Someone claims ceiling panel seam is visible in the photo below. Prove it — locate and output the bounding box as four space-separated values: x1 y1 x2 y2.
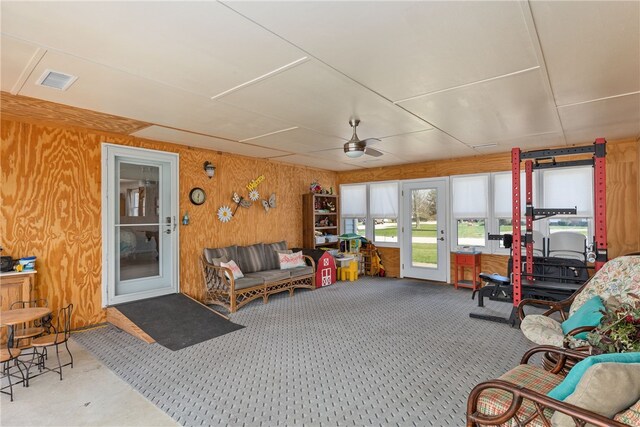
10 46 47 95
557 91 640 109
520 0 567 145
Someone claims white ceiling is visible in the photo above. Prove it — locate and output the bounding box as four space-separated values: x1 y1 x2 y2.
1 1 638 171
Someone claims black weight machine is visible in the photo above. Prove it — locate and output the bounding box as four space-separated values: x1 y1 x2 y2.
469 139 608 326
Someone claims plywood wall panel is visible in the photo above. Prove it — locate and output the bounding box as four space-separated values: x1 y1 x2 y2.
1 122 104 326
1 91 150 134
605 139 639 257
377 247 400 278
1 118 337 327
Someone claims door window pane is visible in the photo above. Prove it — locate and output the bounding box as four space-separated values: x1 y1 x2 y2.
411 189 437 268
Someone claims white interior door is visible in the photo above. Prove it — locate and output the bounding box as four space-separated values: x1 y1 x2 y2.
402 179 449 282
102 144 179 306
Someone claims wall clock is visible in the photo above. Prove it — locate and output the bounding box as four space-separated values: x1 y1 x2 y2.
189 187 206 205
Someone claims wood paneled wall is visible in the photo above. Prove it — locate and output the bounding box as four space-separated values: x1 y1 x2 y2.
1 118 336 328
339 138 640 277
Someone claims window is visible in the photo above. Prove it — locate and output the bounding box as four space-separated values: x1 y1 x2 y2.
493 172 535 251
541 166 593 239
452 174 488 248
370 182 399 243
341 184 367 238
340 182 399 246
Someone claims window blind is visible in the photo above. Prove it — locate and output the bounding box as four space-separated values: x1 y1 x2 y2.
340 184 367 217
543 167 593 216
494 172 535 217
452 174 488 219
370 182 398 218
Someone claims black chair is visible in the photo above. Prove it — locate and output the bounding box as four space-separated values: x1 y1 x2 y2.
1 341 25 401
29 304 73 381
9 299 50 349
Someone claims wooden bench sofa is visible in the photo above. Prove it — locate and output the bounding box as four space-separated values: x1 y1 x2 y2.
201 241 315 312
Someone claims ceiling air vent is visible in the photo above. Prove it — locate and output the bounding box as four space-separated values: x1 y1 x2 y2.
36 69 78 91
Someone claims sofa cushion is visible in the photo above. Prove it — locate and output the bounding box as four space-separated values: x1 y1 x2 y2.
289 265 314 278
561 295 605 339
264 241 288 270
203 246 238 264
233 276 264 290
476 364 560 426
615 398 640 425
237 243 266 274
246 269 290 283
551 363 640 426
520 314 565 347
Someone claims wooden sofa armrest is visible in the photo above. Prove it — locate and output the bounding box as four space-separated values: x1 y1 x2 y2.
466 379 628 427
517 297 572 321
200 256 235 293
520 345 589 374
303 254 316 272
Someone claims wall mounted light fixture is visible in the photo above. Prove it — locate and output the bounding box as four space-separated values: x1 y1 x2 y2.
203 161 216 178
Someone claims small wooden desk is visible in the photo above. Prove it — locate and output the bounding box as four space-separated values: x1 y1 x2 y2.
454 252 481 291
0 270 37 309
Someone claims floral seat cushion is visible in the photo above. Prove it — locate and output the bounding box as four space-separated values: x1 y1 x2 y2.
476 364 561 426
570 255 640 315
520 314 564 347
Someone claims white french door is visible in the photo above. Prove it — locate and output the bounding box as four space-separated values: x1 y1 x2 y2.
102 144 179 306
402 179 449 282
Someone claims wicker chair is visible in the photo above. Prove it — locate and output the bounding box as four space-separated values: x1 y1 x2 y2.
466 346 635 426
518 254 640 347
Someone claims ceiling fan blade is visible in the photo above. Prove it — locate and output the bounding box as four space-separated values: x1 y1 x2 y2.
361 138 381 145
365 147 384 157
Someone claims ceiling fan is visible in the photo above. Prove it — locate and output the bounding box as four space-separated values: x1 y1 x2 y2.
343 119 383 158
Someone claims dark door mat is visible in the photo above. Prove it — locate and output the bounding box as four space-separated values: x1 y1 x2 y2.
114 293 244 351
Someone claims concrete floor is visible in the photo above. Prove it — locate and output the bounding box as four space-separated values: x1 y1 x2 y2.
1 332 177 426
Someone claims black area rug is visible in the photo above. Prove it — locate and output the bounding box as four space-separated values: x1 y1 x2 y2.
114 293 244 351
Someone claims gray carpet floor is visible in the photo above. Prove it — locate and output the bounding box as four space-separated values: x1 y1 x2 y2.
74 277 534 426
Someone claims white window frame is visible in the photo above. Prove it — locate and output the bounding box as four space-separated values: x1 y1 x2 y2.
340 181 400 248
449 173 489 252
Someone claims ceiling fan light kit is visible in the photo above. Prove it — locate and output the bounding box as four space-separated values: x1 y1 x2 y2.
344 141 366 158
343 119 382 159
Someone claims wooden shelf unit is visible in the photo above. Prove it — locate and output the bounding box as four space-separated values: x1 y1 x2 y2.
303 193 340 249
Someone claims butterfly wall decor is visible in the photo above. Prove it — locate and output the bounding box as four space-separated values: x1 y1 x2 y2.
231 192 252 215
261 193 276 213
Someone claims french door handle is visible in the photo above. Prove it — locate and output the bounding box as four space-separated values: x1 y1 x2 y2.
172 216 177 232
439 237 445 241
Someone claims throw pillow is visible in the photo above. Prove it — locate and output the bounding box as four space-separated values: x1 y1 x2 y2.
279 251 306 270
220 260 244 280
551 363 640 426
548 352 640 400
561 295 605 339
